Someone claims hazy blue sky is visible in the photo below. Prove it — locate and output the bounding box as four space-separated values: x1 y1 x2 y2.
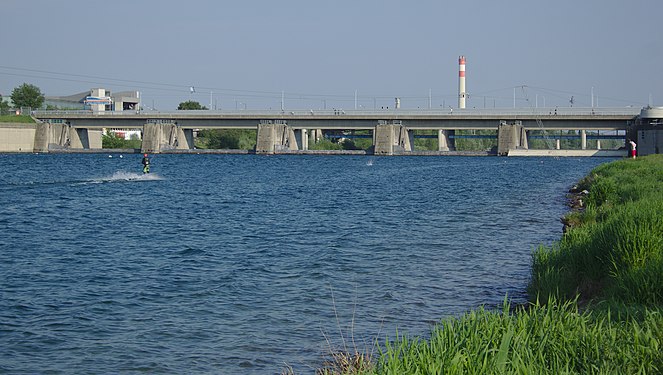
1 0 661 110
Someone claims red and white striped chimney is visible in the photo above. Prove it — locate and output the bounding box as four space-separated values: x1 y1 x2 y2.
458 56 466 109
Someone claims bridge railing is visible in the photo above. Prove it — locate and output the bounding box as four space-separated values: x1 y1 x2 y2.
33 107 642 118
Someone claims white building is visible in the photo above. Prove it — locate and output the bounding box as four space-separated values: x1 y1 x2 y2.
45 88 140 112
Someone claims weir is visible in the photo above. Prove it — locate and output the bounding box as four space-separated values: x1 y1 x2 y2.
4 106 658 155
1 119 630 155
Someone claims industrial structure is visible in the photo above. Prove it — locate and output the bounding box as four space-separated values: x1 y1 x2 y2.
458 56 467 109
634 106 663 155
45 88 140 113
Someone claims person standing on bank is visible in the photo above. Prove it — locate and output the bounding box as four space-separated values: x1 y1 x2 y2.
141 153 150 173
628 140 637 159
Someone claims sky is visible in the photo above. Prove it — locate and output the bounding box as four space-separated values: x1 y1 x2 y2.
1 0 662 111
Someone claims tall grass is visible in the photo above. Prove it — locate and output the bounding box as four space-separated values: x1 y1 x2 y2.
529 155 663 306
365 299 663 375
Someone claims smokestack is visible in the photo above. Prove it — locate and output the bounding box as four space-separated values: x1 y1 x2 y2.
458 56 466 109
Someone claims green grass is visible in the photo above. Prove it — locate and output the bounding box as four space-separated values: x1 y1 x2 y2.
309 155 663 375
529 155 663 305
363 299 663 375
0 115 35 123
308 138 345 151
196 129 257 150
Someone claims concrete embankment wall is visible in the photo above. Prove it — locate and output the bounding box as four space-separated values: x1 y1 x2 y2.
0 123 37 152
507 149 626 157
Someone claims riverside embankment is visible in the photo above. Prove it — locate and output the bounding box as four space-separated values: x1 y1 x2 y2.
326 155 663 375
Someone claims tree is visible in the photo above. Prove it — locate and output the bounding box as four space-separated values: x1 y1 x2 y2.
177 100 208 110
197 129 256 149
102 131 141 149
10 83 45 109
102 131 127 148
0 94 9 115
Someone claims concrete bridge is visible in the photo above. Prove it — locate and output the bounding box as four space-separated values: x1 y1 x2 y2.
19 107 649 155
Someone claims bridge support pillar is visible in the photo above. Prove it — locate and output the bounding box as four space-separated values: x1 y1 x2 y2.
296 129 309 150
581 130 587 150
497 121 527 156
309 129 323 144
33 122 102 152
141 122 193 153
255 121 298 154
70 128 102 149
33 122 52 152
438 130 456 151
521 130 529 149
373 121 411 155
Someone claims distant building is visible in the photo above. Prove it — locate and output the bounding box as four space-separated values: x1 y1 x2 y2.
45 88 140 112
107 128 142 140
0 94 13 106
44 88 142 140
633 107 663 155
0 94 14 115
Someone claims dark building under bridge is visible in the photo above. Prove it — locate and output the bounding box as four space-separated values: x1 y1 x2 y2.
632 107 663 155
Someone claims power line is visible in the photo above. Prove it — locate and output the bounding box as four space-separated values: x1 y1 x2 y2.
0 65 646 107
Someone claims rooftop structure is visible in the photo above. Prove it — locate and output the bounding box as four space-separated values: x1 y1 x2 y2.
45 88 139 112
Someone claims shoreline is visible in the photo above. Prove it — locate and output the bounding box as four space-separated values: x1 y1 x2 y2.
4 148 627 157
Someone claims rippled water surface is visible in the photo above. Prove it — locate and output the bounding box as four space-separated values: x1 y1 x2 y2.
0 154 611 374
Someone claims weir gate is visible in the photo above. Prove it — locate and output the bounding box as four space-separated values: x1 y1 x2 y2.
30 107 642 155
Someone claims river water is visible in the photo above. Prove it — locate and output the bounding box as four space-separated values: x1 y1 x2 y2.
0 154 610 374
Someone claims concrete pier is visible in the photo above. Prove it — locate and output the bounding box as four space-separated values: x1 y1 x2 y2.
255 121 298 154
296 129 309 150
438 130 456 151
373 121 412 155
141 122 193 153
33 122 101 152
497 121 528 156
581 130 586 150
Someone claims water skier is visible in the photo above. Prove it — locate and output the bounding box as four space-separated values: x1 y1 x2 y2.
141 153 150 173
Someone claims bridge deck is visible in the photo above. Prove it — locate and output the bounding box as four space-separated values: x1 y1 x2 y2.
34 107 640 131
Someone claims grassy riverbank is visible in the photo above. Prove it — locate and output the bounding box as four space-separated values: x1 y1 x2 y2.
0 115 35 123
309 155 663 375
